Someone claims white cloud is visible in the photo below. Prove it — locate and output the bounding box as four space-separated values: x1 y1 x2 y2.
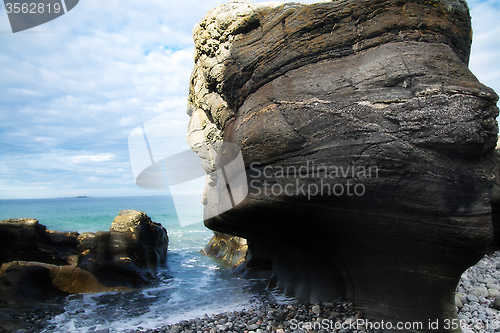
69 153 115 163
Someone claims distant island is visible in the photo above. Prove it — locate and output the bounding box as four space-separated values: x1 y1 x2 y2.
75 196 91 198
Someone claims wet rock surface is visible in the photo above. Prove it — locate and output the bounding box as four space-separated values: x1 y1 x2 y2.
187 0 499 330
0 306 64 333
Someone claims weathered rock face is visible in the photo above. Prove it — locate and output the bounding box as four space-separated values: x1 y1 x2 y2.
77 210 169 287
188 0 499 330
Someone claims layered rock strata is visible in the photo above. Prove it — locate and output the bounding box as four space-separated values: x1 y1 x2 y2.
187 0 499 331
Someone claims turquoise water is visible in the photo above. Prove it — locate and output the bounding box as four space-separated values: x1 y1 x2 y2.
0 195 180 233
0 196 277 332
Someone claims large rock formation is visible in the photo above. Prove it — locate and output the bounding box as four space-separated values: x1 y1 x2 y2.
187 0 499 331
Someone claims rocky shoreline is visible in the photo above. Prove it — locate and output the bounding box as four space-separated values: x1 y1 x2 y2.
139 248 500 333
0 211 169 332
3 250 498 333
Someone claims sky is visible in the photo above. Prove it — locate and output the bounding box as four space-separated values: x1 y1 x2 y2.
0 0 499 200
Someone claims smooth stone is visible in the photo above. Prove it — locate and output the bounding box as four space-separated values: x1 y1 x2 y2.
312 305 321 315
488 289 500 298
247 324 259 331
455 294 463 308
485 307 496 316
467 294 480 303
487 283 500 290
471 286 488 297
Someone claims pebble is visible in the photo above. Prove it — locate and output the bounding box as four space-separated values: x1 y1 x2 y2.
456 294 464 308
485 307 496 316
312 304 321 315
467 294 480 303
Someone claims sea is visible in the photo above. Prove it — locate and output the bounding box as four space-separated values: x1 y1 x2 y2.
0 195 287 332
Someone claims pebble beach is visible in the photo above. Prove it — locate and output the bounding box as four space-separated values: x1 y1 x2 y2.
155 249 500 333
456 250 500 333
8 251 500 333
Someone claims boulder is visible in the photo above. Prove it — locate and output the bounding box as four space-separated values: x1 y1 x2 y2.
204 232 272 277
204 232 248 271
188 0 499 331
77 210 169 287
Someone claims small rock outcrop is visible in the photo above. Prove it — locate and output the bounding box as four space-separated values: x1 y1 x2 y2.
0 210 168 309
204 232 248 271
187 0 499 331
78 210 169 287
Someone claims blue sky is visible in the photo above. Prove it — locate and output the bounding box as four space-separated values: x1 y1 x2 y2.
0 0 499 200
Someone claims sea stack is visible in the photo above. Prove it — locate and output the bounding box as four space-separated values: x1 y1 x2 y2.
187 0 499 331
